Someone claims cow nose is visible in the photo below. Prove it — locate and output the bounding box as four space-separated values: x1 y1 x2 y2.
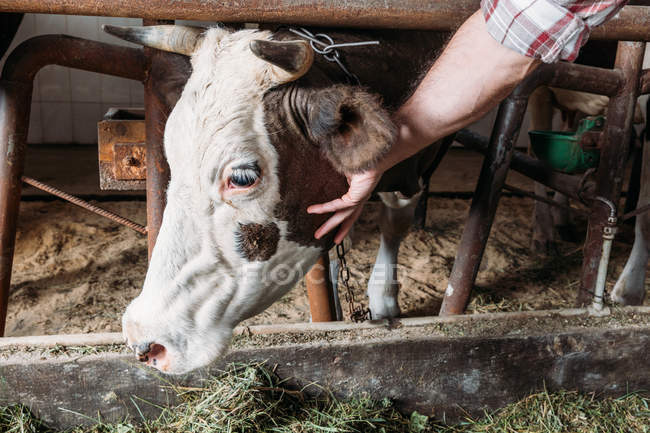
133 342 168 369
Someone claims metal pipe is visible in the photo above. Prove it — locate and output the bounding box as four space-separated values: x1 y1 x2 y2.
0 80 31 336
579 41 645 305
455 129 595 202
2 35 145 83
641 69 650 95
143 19 173 260
517 61 622 98
590 197 617 314
305 255 338 322
502 183 587 216
0 36 145 336
0 1 648 40
441 95 528 315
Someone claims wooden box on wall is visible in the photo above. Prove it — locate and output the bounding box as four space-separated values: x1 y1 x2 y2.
97 108 146 190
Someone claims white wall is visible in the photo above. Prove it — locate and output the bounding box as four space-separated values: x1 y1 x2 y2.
0 14 144 144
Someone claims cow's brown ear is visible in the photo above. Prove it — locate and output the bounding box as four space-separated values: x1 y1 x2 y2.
306 85 395 173
250 39 314 84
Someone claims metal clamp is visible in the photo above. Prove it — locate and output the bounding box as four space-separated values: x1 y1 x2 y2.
288 27 379 85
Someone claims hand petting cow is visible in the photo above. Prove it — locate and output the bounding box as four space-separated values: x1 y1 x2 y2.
105 24 449 373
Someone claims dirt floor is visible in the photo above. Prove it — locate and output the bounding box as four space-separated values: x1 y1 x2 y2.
6 149 649 336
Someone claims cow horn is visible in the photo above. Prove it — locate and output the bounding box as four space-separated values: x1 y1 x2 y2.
250 39 314 83
103 25 205 56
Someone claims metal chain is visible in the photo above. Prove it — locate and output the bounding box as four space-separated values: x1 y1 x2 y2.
288 27 379 85
336 242 370 322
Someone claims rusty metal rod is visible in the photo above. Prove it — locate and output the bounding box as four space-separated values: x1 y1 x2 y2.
0 79 31 337
0 1 647 40
0 35 146 337
502 183 588 216
621 203 650 222
2 35 145 83
441 94 528 315
143 18 174 260
524 61 622 98
641 69 650 95
22 176 147 235
455 129 594 202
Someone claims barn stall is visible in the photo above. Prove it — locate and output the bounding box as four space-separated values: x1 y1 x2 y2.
0 0 649 430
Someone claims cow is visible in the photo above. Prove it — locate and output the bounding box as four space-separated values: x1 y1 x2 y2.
106 25 647 375
105 24 449 374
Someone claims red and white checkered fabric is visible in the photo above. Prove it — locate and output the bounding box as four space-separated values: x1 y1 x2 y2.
481 0 628 62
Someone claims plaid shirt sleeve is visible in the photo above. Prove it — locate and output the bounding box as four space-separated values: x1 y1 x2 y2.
481 0 628 63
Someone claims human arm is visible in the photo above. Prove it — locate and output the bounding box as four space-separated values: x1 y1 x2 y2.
307 10 540 243
309 0 628 244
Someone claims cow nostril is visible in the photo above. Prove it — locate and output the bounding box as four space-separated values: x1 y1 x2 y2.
134 342 153 362
134 342 168 368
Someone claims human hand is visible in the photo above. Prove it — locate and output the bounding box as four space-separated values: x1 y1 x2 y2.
307 168 383 244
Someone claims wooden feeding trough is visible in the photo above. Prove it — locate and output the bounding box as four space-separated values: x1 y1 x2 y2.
1 307 649 429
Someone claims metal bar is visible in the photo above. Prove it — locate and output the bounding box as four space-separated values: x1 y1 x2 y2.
502 183 587 216
0 1 647 40
0 36 146 335
578 41 645 305
2 35 145 83
143 19 173 260
0 80 31 337
305 254 338 322
441 94 529 315
21 176 147 235
641 69 650 95
455 129 594 202
528 61 622 98
414 135 454 229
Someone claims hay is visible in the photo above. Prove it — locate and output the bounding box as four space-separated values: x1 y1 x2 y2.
3 364 649 432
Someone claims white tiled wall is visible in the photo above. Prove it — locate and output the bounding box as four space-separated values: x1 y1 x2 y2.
0 14 145 144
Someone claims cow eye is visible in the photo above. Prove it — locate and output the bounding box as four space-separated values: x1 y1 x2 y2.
228 162 261 189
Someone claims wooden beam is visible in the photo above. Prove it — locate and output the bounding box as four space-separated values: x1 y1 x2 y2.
1 308 649 428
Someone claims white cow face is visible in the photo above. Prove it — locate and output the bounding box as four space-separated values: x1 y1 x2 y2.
105 25 395 374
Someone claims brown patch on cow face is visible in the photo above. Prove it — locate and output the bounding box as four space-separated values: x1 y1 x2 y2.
236 223 280 261
263 85 348 250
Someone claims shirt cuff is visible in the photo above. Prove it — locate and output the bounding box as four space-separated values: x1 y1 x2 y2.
480 0 605 63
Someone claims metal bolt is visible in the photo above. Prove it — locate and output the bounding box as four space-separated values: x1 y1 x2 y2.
123 155 140 167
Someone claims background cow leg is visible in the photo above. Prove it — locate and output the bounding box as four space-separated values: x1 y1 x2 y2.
611 135 649 305
327 247 344 321
532 183 557 253
368 192 420 319
551 192 578 242
528 86 558 254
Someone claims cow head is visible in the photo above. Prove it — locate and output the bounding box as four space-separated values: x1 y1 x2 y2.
105 25 395 374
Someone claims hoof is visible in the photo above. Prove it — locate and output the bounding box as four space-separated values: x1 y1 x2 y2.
611 282 645 306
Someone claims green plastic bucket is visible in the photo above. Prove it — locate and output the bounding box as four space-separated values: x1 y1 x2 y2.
528 116 602 174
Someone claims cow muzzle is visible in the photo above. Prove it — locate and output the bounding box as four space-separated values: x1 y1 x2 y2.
132 341 170 371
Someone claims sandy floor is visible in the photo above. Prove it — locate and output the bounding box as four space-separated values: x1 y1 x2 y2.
6 192 648 337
